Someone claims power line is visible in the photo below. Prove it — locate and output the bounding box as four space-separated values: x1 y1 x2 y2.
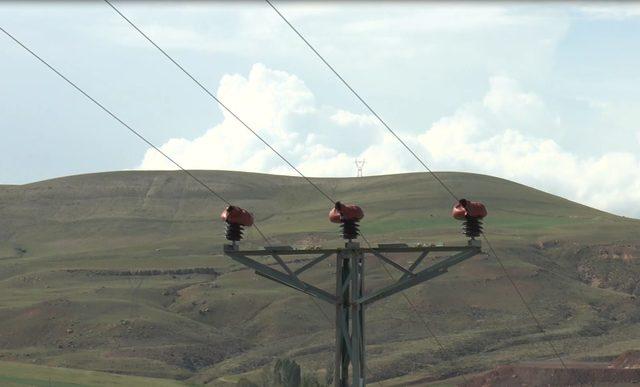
8 16 449 383
100 2 353 375
264 0 458 202
0 23 304 370
0 25 341 380
102 0 560 377
100 1 359 380
482 234 567 368
244 0 471 376
263 0 472 375
1 25 228 206
0 25 274 245
104 0 335 205
359 234 468 383
99 4 350 378
266 0 568 370
2 20 359 383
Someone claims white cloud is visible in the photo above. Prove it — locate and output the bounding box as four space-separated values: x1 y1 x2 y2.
578 4 640 20
102 2 569 78
330 110 378 127
139 64 640 217
139 63 402 178
140 63 310 173
483 76 543 115
418 78 640 216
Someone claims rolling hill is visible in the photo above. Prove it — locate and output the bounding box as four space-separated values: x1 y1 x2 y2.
1 170 639 385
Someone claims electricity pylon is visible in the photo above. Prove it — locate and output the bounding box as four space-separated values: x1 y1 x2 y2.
355 159 365 177
221 201 485 387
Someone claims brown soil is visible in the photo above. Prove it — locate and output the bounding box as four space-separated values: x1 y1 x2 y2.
461 357 640 387
611 350 640 369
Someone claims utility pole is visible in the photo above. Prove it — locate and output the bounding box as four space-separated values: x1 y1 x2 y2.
221 200 486 387
355 159 365 177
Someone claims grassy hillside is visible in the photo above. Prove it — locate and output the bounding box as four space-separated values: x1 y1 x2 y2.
0 360 186 386
0 170 639 385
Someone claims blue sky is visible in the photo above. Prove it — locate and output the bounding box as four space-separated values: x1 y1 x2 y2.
1 2 639 216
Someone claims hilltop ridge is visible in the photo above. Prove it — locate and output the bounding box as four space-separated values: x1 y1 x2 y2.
0 170 639 385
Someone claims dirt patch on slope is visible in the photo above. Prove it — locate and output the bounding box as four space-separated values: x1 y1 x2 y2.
462 364 640 386
610 351 640 369
462 358 640 387
65 267 219 277
572 244 640 295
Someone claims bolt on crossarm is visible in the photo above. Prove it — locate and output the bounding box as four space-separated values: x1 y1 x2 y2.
221 199 487 387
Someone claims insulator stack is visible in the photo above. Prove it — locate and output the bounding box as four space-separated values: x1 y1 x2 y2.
462 217 483 238
329 201 364 241
341 219 360 240
220 205 254 243
225 222 245 242
452 199 487 240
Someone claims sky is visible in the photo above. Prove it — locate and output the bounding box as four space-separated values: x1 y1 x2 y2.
1 2 640 216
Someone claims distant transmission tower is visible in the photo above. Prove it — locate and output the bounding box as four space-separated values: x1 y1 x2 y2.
355 159 365 177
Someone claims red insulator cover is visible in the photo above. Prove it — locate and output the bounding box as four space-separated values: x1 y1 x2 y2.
452 199 487 220
329 202 364 223
221 206 254 227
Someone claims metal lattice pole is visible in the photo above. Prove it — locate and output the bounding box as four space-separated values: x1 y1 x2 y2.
336 247 350 386
350 244 365 387
223 242 481 387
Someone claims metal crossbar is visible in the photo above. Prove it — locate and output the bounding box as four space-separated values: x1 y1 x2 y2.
231 245 476 256
359 248 480 305
400 250 429 281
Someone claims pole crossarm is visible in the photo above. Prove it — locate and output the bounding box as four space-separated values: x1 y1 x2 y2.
358 246 481 305
271 253 298 277
224 245 336 304
370 251 415 277
223 242 481 307
294 252 333 275
400 250 429 281
233 245 477 256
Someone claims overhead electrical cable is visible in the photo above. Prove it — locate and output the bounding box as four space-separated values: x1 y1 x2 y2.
0 26 344 371
264 0 458 202
103 0 335 205
101 2 469 381
100 2 345 374
482 235 567 367
359 234 467 382
0 20 281 361
0 25 273 245
1 22 362 383
265 0 568 369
